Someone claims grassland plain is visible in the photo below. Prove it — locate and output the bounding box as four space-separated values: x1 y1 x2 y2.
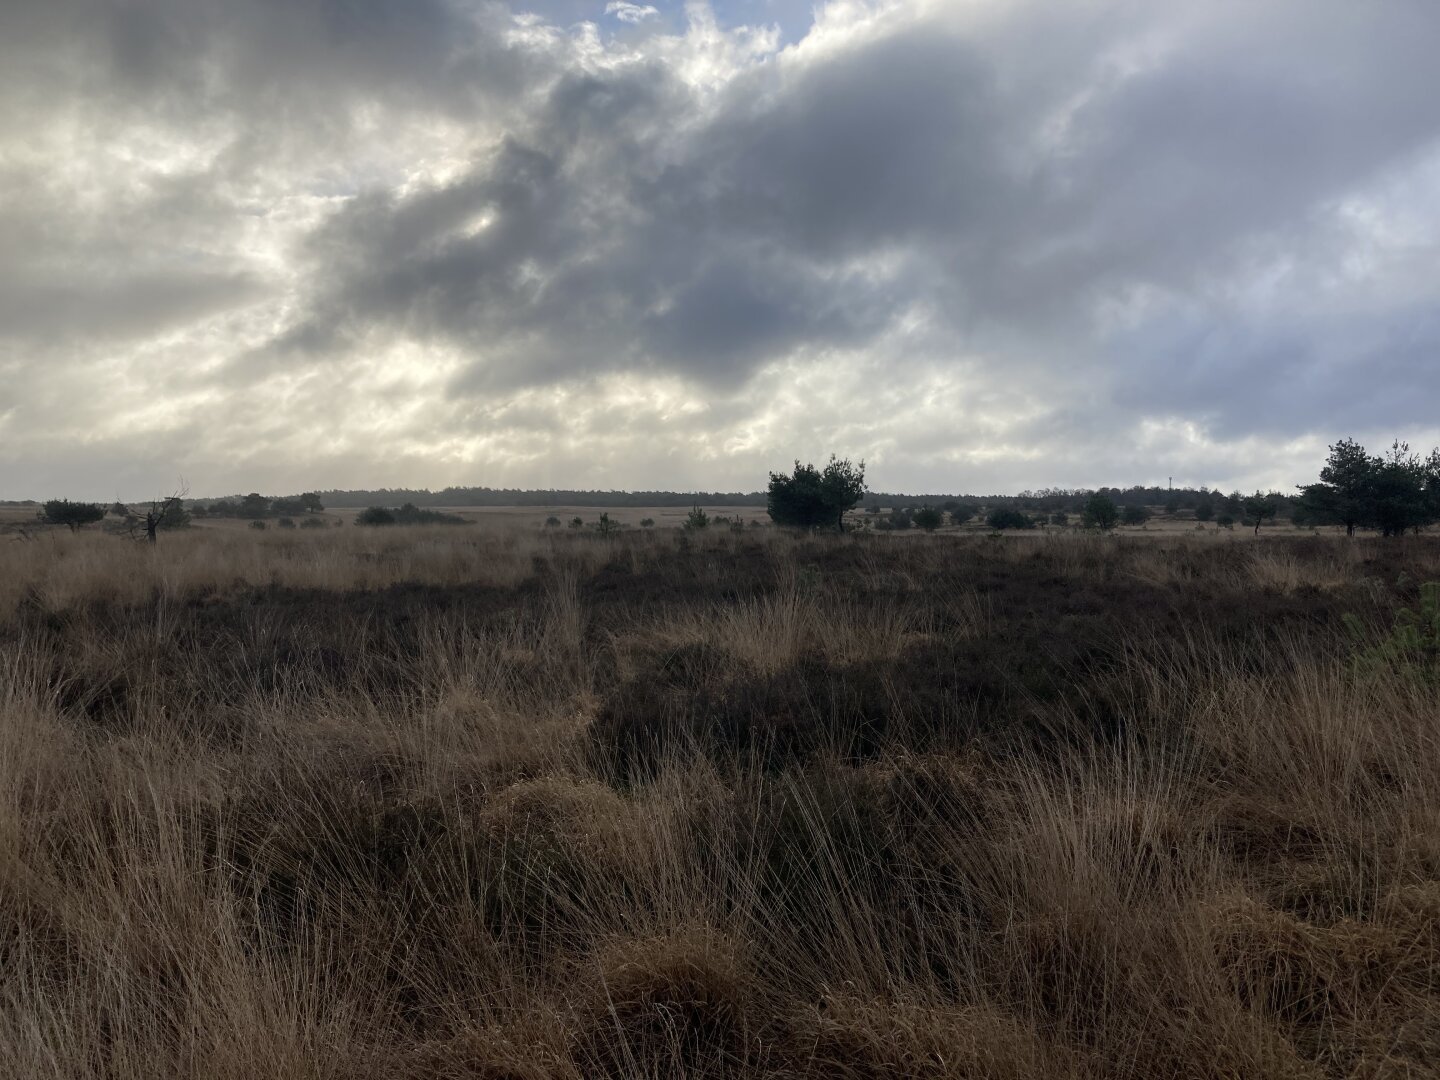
2 526 1438 1078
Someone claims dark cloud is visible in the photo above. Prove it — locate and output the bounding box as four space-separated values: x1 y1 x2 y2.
2 0 1439 498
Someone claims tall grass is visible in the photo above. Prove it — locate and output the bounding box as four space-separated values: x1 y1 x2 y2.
1 527 1437 1077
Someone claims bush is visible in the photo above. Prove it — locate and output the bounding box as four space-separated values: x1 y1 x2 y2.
570 517 584 529
684 505 710 531
1050 511 1068 526
986 508 1032 530
248 520 268 531
299 517 326 529
357 507 397 526
357 504 467 526
545 516 562 528
949 505 976 526
1121 505 1151 526
640 518 655 528
1216 514 1235 529
277 518 296 529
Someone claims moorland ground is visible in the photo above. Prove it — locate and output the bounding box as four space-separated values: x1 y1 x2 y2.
2 526 1438 1078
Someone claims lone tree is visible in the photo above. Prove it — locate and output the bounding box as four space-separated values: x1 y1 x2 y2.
139 491 189 543
1082 493 1120 530
767 456 866 531
1121 504 1151 526
1242 491 1279 535
41 499 105 532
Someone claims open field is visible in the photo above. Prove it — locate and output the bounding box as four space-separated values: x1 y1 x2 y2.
3 526 1439 1077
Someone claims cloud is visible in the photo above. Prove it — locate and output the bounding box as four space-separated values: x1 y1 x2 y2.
2 0 1439 499
606 2 660 24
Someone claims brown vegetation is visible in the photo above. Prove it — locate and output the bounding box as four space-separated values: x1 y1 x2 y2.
2 526 1438 1077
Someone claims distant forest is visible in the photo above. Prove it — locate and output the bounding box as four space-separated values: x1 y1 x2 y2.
1 483 1283 513
294 483 1253 514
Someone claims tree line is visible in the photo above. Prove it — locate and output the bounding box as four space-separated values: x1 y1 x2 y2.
23 438 1440 539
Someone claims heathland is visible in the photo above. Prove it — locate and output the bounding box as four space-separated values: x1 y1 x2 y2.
2 525 1438 1078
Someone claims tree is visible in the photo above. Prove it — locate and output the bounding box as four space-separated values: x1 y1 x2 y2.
41 499 105 532
1050 511 1068 526
1242 491 1279 535
300 492 324 513
913 505 943 532
1299 438 1376 536
683 505 710 531
767 456 866 531
1371 441 1432 537
986 508 1033 530
1121 505 1151 527
949 505 975 526
1297 437 1440 537
132 487 189 543
238 493 270 520
595 512 621 538
1082 493 1119 530
1194 498 1214 522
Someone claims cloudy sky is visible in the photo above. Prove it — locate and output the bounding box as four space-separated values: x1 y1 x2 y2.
2 0 1438 500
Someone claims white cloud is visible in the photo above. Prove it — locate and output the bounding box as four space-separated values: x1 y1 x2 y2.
605 2 661 25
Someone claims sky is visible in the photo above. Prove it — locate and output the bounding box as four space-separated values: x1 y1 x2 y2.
2 0 1439 500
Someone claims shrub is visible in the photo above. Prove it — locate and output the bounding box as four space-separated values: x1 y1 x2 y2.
1050 511 1068 526
1216 514 1235 529
1344 581 1440 683
358 504 467 526
1121 505 1151 526
640 518 655 528
299 517 326 529
569 516 584 529
277 517 296 529
684 505 710 531
248 519 268 531
545 515 562 528
357 506 397 526
949 505 976 526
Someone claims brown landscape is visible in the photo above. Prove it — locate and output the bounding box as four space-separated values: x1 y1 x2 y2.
3 524 1438 1078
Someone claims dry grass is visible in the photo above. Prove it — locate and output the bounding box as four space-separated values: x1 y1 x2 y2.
2 526 1438 1077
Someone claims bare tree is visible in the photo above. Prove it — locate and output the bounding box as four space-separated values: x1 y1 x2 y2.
130 483 189 544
